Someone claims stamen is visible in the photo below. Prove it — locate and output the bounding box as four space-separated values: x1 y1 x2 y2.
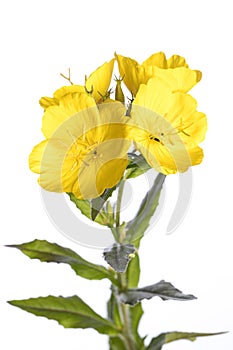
82 160 90 167
149 134 160 142
57 140 69 148
66 128 78 146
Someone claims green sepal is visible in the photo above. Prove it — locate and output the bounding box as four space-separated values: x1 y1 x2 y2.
124 173 165 243
103 243 136 273
146 331 227 350
119 280 197 306
91 186 117 221
7 239 116 284
8 295 119 335
125 153 151 179
68 193 113 226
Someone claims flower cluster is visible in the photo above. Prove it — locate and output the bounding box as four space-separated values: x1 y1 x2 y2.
29 52 207 199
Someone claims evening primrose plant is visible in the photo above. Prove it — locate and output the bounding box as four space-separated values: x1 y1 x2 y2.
8 52 224 350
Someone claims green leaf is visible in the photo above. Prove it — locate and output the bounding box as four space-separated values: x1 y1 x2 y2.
126 252 140 288
107 291 122 328
124 173 166 243
68 193 91 218
129 302 145 348
107 292 145 349
103 243 136 273
68 193 111 226
146 331 227 350
126 237 141 289
126 238 144 348
125 153 151 179
109 337 126 350
107 289 125 349
7 240 115 283
8 295 119 335
119 280 197 305
91 186 117 221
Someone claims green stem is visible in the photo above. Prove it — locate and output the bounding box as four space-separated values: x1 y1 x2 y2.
112 179 137 349
117 273 137 350
120 303 136 350
115 179 126 228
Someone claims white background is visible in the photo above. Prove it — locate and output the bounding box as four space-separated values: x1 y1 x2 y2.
1 0 233 349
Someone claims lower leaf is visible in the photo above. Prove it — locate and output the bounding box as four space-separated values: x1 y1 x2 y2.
109 336 127 350
129 302 145 348
146 331 227 350
8 295 119 336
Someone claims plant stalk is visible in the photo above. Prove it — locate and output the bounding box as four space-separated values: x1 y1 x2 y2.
115 179 126 228
117 272 137 350
111 178 137 349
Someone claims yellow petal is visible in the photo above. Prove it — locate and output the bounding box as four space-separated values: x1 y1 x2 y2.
53 85 85 100
161 93 207 146
188 145 204 166
167 54 189 68
29 140 48 174
85 59 115 102
134 136 202 175
133 84 207 148
142 52 167 68
115 53 144 96
42 92 97 138
133 78 173 116
75 138 129 199
149 66 199 93
39 96 58 109
39 85 85 111
29 139 69 192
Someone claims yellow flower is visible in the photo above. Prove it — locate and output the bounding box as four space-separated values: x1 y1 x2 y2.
85 59 115 102
29 95 131 199
39 59 115 109
128 78 207 175
41 92 96 138
115 52 201 97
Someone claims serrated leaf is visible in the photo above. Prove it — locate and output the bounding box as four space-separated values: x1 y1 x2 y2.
126 153 151 179
91 186 117 221
146 331 227 350
124 173 165 243
7 240 115 283
103 243 136 273
68 193 110 226
8 295 119 335
119 280 197 305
